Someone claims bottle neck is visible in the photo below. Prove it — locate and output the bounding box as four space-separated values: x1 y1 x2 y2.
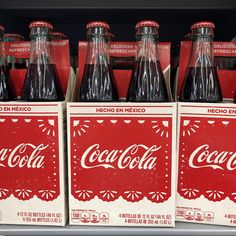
189 27 214 67
29 34 52 64
136 35 159 61
86 36 109 65
189 36 214 67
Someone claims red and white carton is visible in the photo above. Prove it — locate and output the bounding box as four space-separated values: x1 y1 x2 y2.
0 40 73 226
177 103 236 226
176 41 236 227
67 103 176 227
68 42 176 227
0 102 67 226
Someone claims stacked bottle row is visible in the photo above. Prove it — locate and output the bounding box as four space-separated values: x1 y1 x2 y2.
0 20 234 103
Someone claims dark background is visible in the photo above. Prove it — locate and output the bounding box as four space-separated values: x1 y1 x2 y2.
0 0 235 44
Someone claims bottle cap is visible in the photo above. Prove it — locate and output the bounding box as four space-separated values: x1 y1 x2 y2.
0 25 5 31
135 20 159 29
86 21 110 30
4 33 25 40
52 32 68 39
29 21 54 30
191 21 215 30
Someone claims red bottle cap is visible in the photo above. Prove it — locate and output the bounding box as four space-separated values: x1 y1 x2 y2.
0 25 5 31
135 20 160 29
52 32 68 39
191 21 215 30
4 33 25 40
29 21 54 30
86 21 110 30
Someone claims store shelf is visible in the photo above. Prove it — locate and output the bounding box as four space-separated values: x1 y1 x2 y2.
0 1 236 236
0 222 236 235
0 0 236 9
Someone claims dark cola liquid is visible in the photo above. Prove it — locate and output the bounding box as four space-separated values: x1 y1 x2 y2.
79 64 118 102
8 62 28 70
21 63 64 101
6 56 28 70
127 59 168 102
0 65 13 101
180 66 222 102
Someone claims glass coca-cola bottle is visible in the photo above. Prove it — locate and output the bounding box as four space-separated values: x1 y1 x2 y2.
127 20 168 102
0 25 14 101
79 21 118 102
21 21 64 101
180 21 222 102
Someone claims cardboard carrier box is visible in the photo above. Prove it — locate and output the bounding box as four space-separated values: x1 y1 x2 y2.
67 41 177 227
176 41 236 227
0 39 75 226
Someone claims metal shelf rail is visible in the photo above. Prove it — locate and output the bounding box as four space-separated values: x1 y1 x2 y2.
1 222 236 236
0 0 236 9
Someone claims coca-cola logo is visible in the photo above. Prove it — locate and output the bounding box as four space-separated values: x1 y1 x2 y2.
189 144 236 171
81 144 161 170
0 143 49 169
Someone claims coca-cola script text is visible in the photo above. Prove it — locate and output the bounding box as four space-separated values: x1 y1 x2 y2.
81 144 161 170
